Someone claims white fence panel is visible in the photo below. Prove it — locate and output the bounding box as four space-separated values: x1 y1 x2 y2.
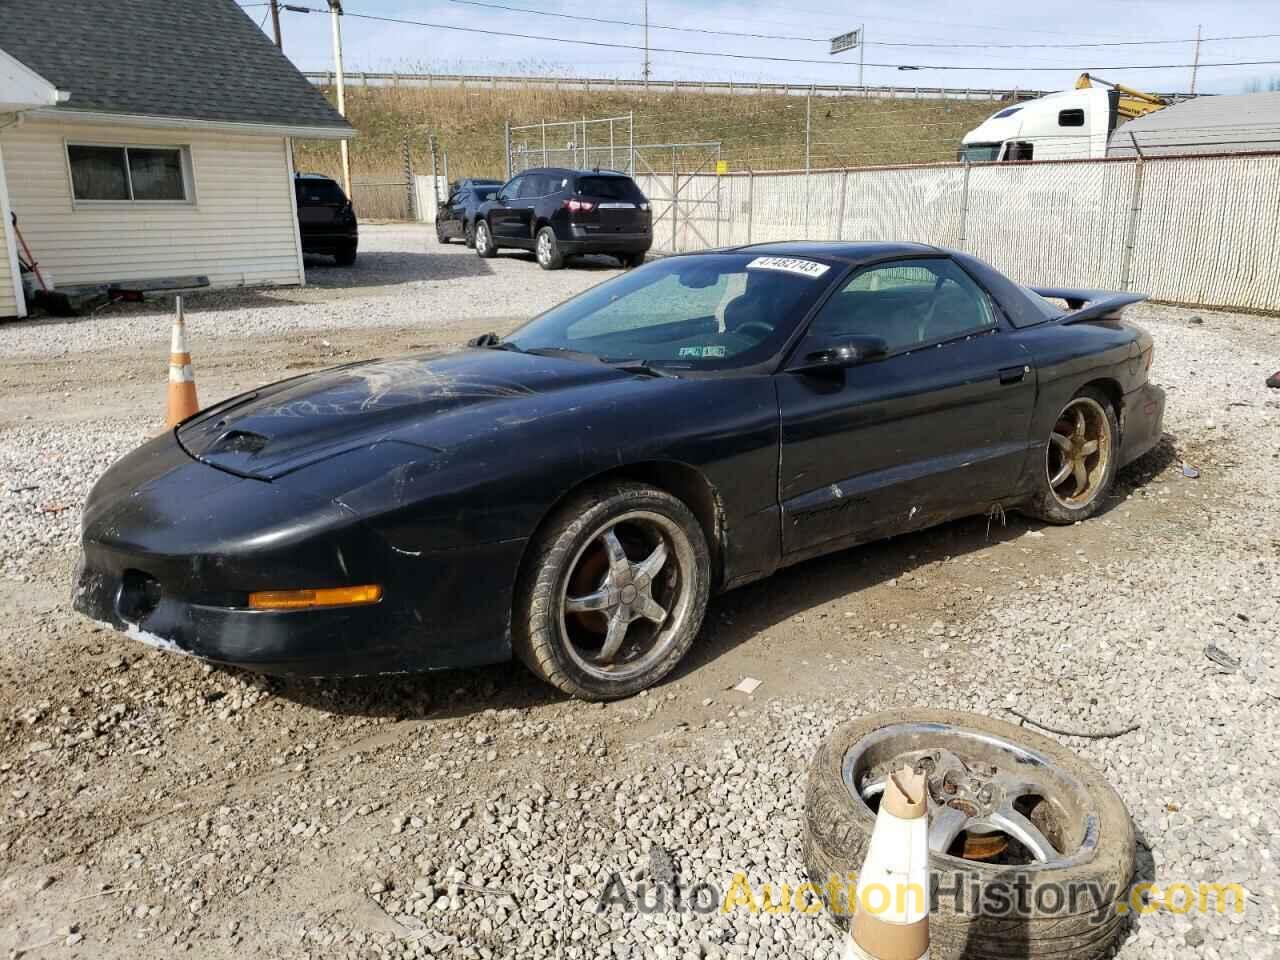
965 161 1134 290
839 166 966 247
1130 154 1280 311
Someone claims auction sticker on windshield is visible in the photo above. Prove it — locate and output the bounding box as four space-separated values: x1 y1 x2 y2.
746 256 830 279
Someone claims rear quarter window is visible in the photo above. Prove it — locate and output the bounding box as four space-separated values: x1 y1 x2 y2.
576 176 644 201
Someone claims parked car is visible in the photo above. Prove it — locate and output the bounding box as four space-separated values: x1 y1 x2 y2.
294 173 358 266
75 242 1166 701
436 178 504 247
473 167 652 269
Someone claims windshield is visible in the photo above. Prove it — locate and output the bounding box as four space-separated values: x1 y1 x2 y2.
503 253 838 370
959 142 1002 162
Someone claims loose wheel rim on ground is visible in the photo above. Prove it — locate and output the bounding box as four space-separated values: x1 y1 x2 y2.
1046 396 1112 511
557 510 696 683
842 721 1098 868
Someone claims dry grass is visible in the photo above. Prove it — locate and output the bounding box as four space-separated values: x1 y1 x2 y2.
292 83 1006 192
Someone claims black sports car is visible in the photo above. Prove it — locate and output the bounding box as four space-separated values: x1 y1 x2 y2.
75 243 1165 700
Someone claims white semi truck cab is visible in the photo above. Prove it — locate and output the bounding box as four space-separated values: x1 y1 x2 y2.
959 76 1168 162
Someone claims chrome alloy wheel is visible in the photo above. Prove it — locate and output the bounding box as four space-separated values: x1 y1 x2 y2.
1046 396 1112 510
558 510 696 682
843 722 1098 868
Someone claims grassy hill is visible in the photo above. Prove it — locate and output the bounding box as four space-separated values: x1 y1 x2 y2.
293 84 1006 216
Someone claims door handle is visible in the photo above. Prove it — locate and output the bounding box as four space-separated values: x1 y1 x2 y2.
999 364 1030 385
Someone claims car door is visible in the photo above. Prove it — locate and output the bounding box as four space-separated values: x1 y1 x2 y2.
489 176 525 240
439 189 464 237
510 173 547 243
776 257 1036 558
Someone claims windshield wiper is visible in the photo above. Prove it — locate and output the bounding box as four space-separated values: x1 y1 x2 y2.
604 358 676 378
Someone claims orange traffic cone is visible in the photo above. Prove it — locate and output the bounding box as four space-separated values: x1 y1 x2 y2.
165 296 199 428
846 767 931 960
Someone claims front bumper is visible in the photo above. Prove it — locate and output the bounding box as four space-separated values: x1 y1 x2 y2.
73 432 523 677
1118 381 1166 467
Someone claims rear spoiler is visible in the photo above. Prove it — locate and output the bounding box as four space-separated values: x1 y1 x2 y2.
1028 286 1148 324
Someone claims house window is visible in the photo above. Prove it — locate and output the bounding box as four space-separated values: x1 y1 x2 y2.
67 144 191 202
1058 108 1086 127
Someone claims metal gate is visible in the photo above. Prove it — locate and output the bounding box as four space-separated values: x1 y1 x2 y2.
632 142 723 253
508 114 636 176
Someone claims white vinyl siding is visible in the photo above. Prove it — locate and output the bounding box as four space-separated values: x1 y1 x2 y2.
0 119 302 291
0 140 21 318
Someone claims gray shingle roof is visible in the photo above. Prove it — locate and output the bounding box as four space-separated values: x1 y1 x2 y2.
0 0 352 133
1108 92 1280 157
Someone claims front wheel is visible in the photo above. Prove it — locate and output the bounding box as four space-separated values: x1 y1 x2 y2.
513 481 710 701
535 226 564 270
1023 387 1118 525
474 219 497 258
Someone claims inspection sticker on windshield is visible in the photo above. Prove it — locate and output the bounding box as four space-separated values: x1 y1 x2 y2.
678 345 727 359
747 256 830 279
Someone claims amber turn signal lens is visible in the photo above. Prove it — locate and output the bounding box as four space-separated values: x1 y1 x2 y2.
248 584 382 610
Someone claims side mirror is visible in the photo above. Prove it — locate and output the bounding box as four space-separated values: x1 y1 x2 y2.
792 335 889 372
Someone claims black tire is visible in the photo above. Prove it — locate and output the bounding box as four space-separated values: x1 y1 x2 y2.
435 223 451 245
474 219 497 258
513 481 711 701
535 226 564 270
333 242 357 266
804 709 1135 960
621 252 646 268
463 221 476 248
1022 386 1119 525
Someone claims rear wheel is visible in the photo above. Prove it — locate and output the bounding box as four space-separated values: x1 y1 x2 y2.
536 226 564 270
463 221 476 248
621 251 646 268
1023 387 1118 525
435 222 450 245
334 242 357 266
474 219 496 258
513 481 710 701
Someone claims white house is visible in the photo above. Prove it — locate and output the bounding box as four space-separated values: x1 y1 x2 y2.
0 0 353 318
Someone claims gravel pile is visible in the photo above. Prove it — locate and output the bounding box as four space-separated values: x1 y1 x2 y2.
2 244 1279 959
0 225 621 359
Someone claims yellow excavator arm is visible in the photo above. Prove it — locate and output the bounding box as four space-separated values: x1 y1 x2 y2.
1076 72 1168 119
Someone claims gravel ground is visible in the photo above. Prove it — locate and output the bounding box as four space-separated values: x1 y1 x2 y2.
2 226 1278 959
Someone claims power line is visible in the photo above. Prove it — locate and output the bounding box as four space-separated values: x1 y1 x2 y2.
427 0 1280 51
278 9 1280 73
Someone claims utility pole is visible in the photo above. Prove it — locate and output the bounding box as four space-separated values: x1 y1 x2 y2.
269 0 282 48
859 24 865 88
327 1 351 198
642 0 651 86
1190 24 1201 94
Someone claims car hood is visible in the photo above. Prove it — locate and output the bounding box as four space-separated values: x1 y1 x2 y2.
177 349 638 480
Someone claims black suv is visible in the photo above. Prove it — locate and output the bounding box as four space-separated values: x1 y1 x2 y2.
295 173 358 265
436 178 504 248
473 168 652 269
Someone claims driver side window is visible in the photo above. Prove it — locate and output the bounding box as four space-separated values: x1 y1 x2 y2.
498 177 523 201
801 258 995 355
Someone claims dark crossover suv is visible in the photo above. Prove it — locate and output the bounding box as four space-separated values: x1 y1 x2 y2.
294 173 358 266
436 178 504 247
473 168 652 269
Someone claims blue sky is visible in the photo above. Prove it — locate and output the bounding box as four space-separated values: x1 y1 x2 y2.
250 0 1280 94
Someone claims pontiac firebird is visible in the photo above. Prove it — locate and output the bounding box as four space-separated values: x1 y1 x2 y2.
75 242 1165 700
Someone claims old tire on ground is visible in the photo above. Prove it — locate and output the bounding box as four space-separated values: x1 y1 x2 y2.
333 242 357 266
474 219 497 258
1022 386 1119 526
535 226 565 270
804 709 1135 960
513 481 710 701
